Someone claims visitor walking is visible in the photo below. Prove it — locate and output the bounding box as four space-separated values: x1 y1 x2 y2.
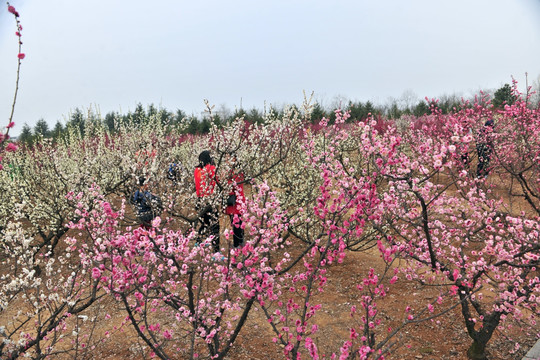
224 155 245 248
194 150 220 252
476 119 495 178
132 176 162 229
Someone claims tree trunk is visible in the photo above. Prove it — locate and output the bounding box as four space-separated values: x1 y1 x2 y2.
467 339 488 360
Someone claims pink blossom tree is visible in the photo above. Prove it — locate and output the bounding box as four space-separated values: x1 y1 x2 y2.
366 94 540 359
489 80 539 216
0 2 23 168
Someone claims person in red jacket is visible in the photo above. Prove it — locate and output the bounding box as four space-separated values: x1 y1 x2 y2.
194 150 220 252
224 155 245 248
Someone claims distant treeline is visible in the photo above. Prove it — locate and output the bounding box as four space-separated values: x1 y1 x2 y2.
17 83 520 145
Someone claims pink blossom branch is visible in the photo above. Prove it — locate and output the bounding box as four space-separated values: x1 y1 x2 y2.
2 2 24 149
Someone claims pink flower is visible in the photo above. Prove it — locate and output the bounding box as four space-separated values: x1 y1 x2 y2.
91 267 101 279
18 53 25 60
452 269 460 281
6 143 18 152
8 6 19 17
7 122 15 129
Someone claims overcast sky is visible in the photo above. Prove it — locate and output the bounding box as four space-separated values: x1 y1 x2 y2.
1 0 540 135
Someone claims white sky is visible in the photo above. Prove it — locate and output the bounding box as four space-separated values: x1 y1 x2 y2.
1 0 540 135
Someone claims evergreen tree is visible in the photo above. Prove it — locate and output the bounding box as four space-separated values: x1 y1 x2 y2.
364 101 376 117
67 108 86 136
84 109 102 137
186 117 200 134
18 123 33 145
413 100 430 117
104 111 117 132
175 109 187 124
493 83 516 108
34 118 51 137
310 102 326 123
52 121 64 139
348 101 365 121
246 107 264 124
387 101 401 119
200 118 211 133
132 103 145 125
232 108 247 122
158 108 173 126
147 103 157 118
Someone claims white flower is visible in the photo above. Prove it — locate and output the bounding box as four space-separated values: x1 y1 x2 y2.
462 135 473 143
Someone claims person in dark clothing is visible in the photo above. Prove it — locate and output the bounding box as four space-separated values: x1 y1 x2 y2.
132 177 162 229
194 150 220 252
224 155 245 248
167 161 186 185
476 119 495 178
